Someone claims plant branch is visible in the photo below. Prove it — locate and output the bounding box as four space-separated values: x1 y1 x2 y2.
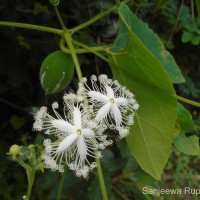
191 0 195 19
175 95 200 107
112 186 128 200
0 21 63 35
166 0 184 46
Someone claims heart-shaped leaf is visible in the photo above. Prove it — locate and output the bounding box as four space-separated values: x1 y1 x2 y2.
108 3 178 180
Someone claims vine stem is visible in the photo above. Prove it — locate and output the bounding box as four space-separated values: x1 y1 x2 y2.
0 21 63 35
60 38 105 54
175 95 200 107
64 31 108 200
64 32 83 80
70 0 128 34
57 168 67 200
72 40 112 64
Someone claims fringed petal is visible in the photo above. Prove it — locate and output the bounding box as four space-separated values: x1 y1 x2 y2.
73 107 82 129
77 135 87 162
56 133 78 154
52 119 76 134
106 86 114 97
95 103 111 121
88 91 109 102
115 97 128 106
82 128 95 138
112 104 122 126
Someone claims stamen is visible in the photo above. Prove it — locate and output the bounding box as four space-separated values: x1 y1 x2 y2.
109 98 115 104
76 129 82 135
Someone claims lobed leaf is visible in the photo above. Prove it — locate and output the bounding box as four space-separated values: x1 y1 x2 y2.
174 103 199 155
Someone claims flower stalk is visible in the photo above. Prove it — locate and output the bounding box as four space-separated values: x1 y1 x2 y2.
26 169 36 200
57 168 67 200
15 158 36 200
96 157 108 200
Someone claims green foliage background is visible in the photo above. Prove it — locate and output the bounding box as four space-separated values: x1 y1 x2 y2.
0 0 200 199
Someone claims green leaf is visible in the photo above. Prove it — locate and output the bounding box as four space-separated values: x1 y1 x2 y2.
177 103 196 132
10 115 26 130
191 35 200 45
108 3 177 180
33 2 49 15
183 21 198 32
40 50 74 94
174 133 199 155
174 104 199 155
182 31 193 43
110 3 185 84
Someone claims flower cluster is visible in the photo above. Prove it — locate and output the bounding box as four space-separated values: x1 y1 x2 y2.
33 74 139 178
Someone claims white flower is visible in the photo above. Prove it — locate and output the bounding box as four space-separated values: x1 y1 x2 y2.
78 74 139 138
33 93 112 178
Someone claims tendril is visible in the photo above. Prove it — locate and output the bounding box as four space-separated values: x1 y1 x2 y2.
50 0 60 6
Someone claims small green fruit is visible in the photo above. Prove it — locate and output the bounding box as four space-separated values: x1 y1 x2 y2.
40 50 74 94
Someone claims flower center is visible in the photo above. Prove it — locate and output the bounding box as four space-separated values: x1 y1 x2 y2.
109 98 115 104
76 129 82 135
